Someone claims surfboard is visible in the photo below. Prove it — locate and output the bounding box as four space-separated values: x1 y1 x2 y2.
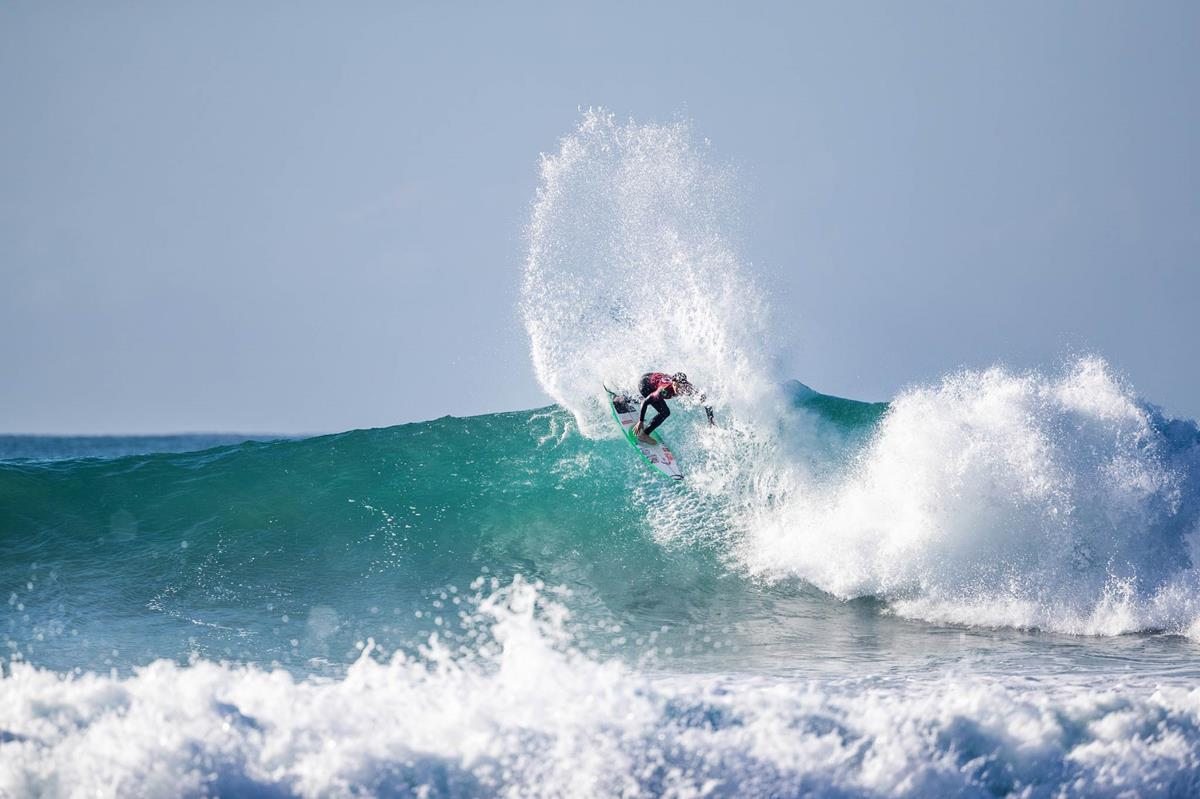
604 386 684 481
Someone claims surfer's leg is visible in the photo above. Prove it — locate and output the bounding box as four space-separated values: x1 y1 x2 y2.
642 397 670 436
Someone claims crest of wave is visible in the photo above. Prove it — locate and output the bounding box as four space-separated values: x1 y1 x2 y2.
742 357 1200 636
522 109 773 442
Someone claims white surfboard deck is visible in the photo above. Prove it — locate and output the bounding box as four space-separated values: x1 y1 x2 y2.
605 386 684 481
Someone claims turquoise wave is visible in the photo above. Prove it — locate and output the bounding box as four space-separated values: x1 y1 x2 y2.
0 385 881 672
11 370 1196 676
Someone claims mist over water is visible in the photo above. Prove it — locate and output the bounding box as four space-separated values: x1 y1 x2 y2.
4 110 1200 796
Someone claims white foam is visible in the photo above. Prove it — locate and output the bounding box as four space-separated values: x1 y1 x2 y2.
3 579 1200 798
741 357 1200 636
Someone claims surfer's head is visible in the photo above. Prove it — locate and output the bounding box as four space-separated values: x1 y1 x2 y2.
671 372 689 387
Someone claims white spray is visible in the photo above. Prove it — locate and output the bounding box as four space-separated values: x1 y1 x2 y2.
522 109 773 441
523 110 1200 637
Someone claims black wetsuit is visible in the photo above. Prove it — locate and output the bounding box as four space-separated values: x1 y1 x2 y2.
638 372 714 436
638 374 672 436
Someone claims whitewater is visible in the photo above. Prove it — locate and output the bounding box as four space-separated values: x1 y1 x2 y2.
4 110 1200 797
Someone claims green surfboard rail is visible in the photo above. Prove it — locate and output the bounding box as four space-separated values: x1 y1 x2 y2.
604 385 684 481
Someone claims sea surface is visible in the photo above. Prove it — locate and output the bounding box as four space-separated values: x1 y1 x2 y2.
5 111 1200 797
4 379 1200 797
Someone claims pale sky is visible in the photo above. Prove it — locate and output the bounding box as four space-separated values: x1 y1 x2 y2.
2 2 1197 433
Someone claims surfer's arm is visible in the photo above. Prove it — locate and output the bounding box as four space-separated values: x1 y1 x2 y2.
639 391 671 435
638 390 662 423
694 388 716 426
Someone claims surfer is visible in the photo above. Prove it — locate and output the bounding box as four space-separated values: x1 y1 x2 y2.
633 372 714 443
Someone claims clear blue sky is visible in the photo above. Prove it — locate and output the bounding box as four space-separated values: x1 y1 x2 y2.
2 2 1197 433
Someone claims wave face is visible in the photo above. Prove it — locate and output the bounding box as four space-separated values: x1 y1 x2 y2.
5 372 1198 674
0 409 701 672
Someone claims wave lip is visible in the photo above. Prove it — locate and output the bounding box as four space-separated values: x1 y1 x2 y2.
3 579 1200 798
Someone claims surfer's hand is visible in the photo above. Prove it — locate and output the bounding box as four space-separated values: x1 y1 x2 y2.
633 422 644 435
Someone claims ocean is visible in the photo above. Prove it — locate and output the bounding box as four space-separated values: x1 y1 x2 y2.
4 111 1200 797
4 378 1200 797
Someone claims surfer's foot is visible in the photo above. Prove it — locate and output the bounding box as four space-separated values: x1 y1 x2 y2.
636 432 656 443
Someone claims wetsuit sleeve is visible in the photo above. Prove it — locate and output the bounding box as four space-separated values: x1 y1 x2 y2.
639 391 660 423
